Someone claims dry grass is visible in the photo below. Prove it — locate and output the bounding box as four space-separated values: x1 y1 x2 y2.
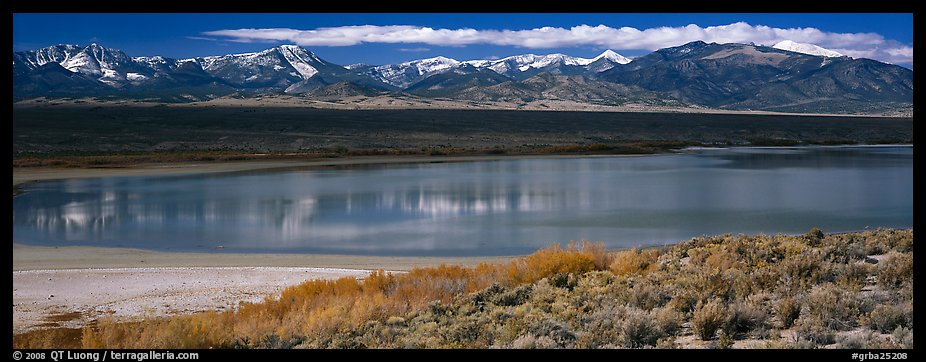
13 327 84 349
692 299 730 340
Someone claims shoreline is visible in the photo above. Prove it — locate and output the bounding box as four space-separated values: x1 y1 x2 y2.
12 243 515 271
14 96 913 118
12 144 911 187
12 153 631 187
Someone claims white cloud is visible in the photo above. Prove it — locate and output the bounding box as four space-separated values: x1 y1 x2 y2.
398 47 430 52
186 36 219 41
883 46 914 64
202 22 912 64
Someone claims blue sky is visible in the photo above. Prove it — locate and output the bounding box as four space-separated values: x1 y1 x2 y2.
12 13 913 66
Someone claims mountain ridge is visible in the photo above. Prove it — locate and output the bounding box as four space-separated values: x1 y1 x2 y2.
13 41 912 114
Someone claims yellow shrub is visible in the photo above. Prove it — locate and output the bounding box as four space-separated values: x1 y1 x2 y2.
609 248 660 276
513 242 600 284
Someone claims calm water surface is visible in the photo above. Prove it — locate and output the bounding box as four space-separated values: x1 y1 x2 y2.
13 147 912 256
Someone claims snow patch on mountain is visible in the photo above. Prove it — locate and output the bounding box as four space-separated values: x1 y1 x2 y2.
133 56 170 69
100 68 121 80
773 40 845 58
126 72 148 81
460 59 492 67
62 51 100 74
278 45 319 79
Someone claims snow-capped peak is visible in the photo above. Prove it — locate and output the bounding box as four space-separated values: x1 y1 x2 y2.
484 53 591 73
366 56 461 88
399 56 460 74
592 50 632 64
461 51 633 75
193 45 323 80
276 44 319 79
772 40 845 58
278 44 303 52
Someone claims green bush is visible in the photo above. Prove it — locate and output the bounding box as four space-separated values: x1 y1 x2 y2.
655 336 678 349
493 285 533 307
692 299 730 340
776 296 802 329
778 251 824 291
891 326 913 349
793 317 835 346
627 281 669 310
525 319 575 348
834 331 876 349
651 306 682 337
900 302 913 329
836 262 873 289
802 284 863 330
878 252 913 289
509 335 559 349
867 304 905 333
619 307 661 348
804 228 825 246
667 289 699 314
712 330 735 349
786 338 819 349
820 234 866 263
725 300 770 337
575 305 621 348
262 334 306 349
864 229 913 255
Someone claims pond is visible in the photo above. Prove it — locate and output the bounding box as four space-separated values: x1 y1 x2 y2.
12 146 912 256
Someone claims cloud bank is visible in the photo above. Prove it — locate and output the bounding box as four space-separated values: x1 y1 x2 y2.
202 22 912 64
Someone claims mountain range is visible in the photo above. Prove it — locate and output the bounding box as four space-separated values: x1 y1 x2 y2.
13 41 912 114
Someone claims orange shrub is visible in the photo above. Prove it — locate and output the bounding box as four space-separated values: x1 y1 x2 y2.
509 242 606 284
609 248 660 276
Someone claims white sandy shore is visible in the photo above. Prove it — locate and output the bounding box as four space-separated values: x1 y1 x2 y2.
12 267 373 334
12 244 513 334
